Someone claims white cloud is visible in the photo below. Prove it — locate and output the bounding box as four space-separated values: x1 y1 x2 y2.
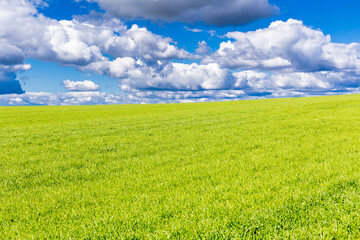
272 71 360 90
104 24 190 62
195 41 211 55
232 70 360 92
184 27 216 36
184 27 205 33
83 0 277 26
63 79 100 91
0 0 192 95
205 19 360 73
0 41 26 66
233 71 269 89
322 43 360 71
0 90 246 106
0 0 189 67
80 57 140 79
119 62 235 91
0 92 120 105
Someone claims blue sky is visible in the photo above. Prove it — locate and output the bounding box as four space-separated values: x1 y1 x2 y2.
0 0 360 105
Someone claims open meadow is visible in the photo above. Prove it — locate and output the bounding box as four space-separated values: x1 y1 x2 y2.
2 94 360 239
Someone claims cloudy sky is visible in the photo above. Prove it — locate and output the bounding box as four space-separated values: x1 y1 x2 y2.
1 0 360 105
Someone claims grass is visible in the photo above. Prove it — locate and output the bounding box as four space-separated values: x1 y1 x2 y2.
1 94 360 239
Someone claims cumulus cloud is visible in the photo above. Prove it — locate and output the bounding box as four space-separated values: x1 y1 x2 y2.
0 90 247 105
0 0 190 65
63 79 100 91
205 19 360 73
119 62 235 91
83 0 277 26
0 0 191 95
198 19 360 95
0 92 109 105
104 24 190 62
232 70 360 92
0 41 26 66
81 58 235 91
195 41 211 55
233 71 269 89
272 71 360 90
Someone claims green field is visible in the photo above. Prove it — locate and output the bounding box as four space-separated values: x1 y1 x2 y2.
2 95 360 239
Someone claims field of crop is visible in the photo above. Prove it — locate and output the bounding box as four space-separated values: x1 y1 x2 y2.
1 94 360 238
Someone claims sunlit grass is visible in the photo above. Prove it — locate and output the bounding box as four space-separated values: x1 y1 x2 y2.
2 94 360 238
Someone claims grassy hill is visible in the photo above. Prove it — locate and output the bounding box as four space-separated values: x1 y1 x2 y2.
2 95 360 238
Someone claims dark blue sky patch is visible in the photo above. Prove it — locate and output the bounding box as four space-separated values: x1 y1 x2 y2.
0 80 24 95
38 0 102 20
